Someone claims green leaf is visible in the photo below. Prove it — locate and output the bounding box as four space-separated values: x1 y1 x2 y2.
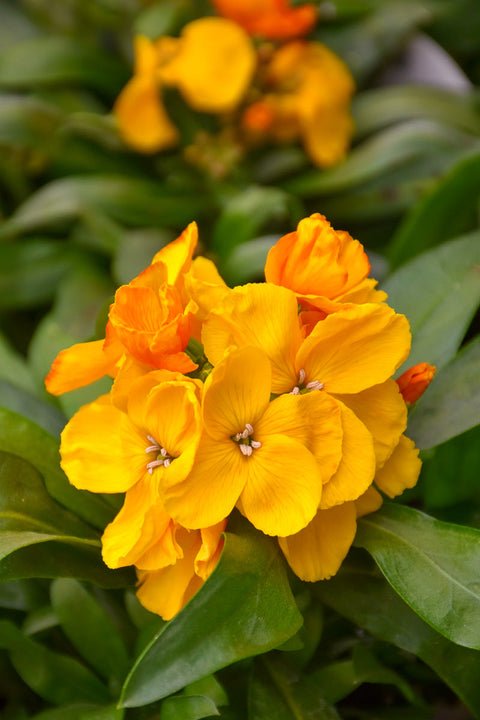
0 94 62 149
407 336 480 449
355 504 480 649
113 228 175 285
0 175 212 239
32 704 123 720
0 36 127 96
0 406 115 530
353 84 480 140
388 150 480 267
0 330 39 395
283 120 475 197
382 231 480 370
0 380 65 437
315 555 480 718
0 239 76 309
160 695 220 720
120 517 302 708
0 619 111 705
249 654 340 720
50 579 130 684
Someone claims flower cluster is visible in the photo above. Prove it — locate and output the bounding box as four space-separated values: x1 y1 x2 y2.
46 214 434 619
114 0 354 169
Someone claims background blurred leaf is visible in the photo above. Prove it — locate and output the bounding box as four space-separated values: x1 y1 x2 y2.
0 619 111 705
0 95 62 149
220 236 277 286
120 516 302 708
316 555 480 718
159 695 220 720
388 150 480 266
32 704 124 720
407 336 480 449
0 380 65 437
355 504 480 649
382 231 480 370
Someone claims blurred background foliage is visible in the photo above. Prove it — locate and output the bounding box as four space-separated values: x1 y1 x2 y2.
1 0 480 718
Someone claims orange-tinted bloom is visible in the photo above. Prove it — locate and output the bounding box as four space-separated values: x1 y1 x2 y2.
397 362 437 405
45 223 199 396
211 0 318 40
114 19 256 153
242 41 355 167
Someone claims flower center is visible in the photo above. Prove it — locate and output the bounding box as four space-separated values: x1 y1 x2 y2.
289 368 324 395
145 434 175 474
231 423 262 457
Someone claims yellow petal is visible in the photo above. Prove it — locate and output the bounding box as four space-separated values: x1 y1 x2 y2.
354 485 383 518
195 521 227 580
151 222 198 286
239 434 322 536
143 381 201 458
202 283 301 393
320 400 376 509
160 434 245 529
45 339 121 396
113 74 179 153
278 502 357 581
302 103 354 167
295 391 343 483
136 527 204 620
202 346 271 440
296 303 411 394
374 434 421 498
335 379 407 469
60 396 147 493
101 480 175 569
160 18 256 113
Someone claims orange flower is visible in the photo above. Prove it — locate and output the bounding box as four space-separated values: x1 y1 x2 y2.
242 41 355 167
45 223 199 396
211 0 318 40
397 362 437 406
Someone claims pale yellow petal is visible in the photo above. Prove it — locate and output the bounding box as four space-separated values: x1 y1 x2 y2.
202 283 301 393
278 502 357 581
374 434 421 498
239 434 322 536
335 379 407 469
296 303 411 394
320 400 376 509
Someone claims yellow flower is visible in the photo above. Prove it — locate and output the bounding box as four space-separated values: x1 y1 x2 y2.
242 41 355 167
114 19 256 153
45 223 199 396
159 345 340 537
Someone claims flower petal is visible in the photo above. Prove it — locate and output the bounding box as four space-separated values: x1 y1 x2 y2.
354 485 383 518
296 303 411 394
335 379 407 469
374 435 421 498
239 434 322 536
320 400 376 509
45 339 120 396
295 391 344 483
278 502 357 581
152 222 198 286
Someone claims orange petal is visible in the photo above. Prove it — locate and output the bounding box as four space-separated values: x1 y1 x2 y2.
278 502 357 581
45 338 122 396
211 0 317 40
152 222 198 286
374 435 421 499
397 362 436 406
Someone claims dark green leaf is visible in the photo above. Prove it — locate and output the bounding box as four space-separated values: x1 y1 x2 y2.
0 175 212 239
407 336 480 449
120 517 302 707
32 704 123 720
388 150 480 266
0 94 62 149
315 557 480 719
0 406 114 530
382 231 480 370
249 654 340 720
0 36 127 95
160 695 219 720
355 504 480 649
50 579 130 684
0 619 111 705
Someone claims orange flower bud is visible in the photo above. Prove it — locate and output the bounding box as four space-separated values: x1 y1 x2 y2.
211 0 317 40
397 363 436 405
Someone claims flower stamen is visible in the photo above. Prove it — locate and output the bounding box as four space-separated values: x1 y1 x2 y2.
289 368 323 394
145 434 175 474
232 423 261 456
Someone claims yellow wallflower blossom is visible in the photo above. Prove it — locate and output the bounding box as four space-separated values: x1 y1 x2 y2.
114 19 256 153
242 41 355 167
